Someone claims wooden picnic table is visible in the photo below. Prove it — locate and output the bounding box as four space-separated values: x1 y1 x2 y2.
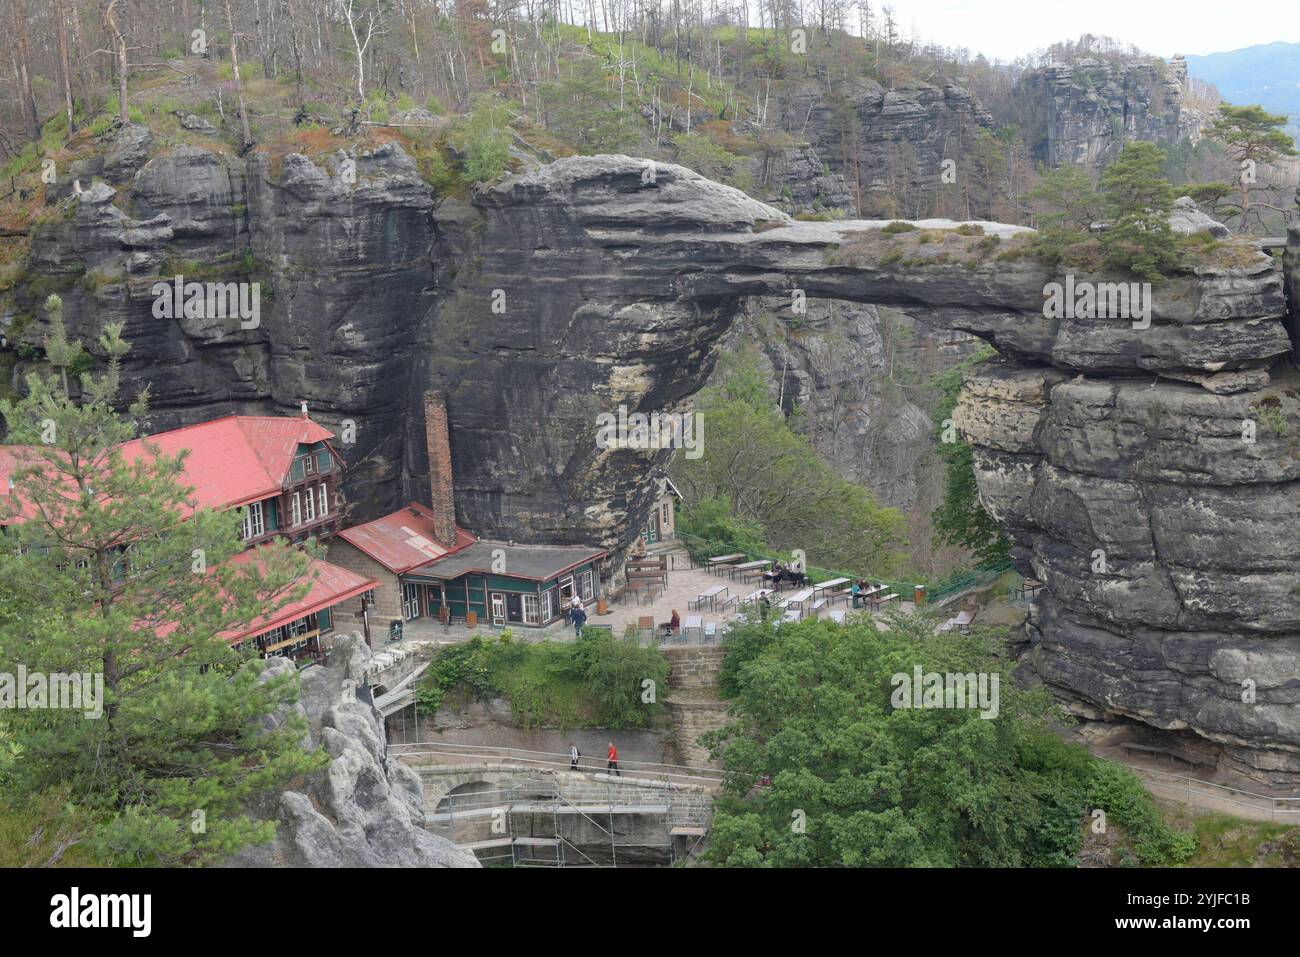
785 588 814 616
707 553 746 575
682 614 704 642
828 610 847 624
812 577 850 601
690 584 729 612
1019 578 1045 600
740 588 775 605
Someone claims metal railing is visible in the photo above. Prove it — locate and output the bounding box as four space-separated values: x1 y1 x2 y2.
392 739 728 788
1123 763 1300 822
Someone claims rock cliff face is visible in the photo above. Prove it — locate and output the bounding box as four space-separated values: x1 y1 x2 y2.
6 137 1297 782
956 362 1299 785
1014 54 1212 169
228 637 479 868
779 77 993 217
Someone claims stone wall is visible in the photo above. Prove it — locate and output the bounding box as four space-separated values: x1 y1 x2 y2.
663 645 731 768
663 645 728 689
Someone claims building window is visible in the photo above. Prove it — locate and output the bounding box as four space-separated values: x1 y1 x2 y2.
662 503 671 527
541 587 555 623
317 483 329 516
304 453 316 476
291 492 302 527
304 486 316 522
242 501 265 541
523 594 539 625
578 569 594 601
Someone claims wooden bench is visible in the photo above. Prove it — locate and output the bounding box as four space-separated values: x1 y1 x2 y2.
627 568 668 585
1120 742 1212 771
869 592 899 610
810 597 828 616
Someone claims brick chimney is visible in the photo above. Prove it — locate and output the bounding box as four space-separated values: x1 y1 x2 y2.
423 390 457 548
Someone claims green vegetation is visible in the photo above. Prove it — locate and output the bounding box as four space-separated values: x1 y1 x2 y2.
703 612 1196 867
0 301 322 866
415 629 669 730
929 347 1010 564
670 348 907 578
1204 104 1298 232
1098 142 1178 280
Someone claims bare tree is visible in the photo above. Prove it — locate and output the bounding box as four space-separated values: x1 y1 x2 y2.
223 0 254 149
103 0 131 126
10 0 41 139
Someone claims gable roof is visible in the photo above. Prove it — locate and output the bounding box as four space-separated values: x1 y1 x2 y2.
335 502 476 574
119 415 338 511
1 414 339 524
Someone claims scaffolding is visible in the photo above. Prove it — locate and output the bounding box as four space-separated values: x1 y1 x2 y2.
424 780 713 867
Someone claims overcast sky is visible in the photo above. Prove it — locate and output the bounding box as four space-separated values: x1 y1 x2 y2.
883 0 1300 61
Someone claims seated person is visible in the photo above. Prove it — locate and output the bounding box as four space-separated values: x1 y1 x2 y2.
670 609 681 635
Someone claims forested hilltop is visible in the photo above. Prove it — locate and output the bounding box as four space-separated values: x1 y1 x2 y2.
1 2 1291 230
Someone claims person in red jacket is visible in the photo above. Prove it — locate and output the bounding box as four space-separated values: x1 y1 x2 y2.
606 741 621 777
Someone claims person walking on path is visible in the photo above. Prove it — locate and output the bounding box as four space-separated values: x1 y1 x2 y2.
606 741 621 777
570 595 587 634
570 742 581 771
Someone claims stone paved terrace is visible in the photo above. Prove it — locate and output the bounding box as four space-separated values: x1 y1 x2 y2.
355 545 916 658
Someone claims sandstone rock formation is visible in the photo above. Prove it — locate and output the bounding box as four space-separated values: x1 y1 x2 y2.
1015 54 1212 169
228 636 479 868
5 137 1296 782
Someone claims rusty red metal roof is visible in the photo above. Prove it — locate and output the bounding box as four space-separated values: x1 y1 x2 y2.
221 550 376 642
1 414 339 522
119 415 339 511
336 502 476 573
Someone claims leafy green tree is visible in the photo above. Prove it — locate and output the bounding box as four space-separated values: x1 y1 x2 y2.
0 298 325 865
704 613 1195 867
1206 104 1297 231
453 96 512 183
930 349 1009 564
670 348 906 576
539 59 639 155
1029 163 1104 264
1098 142 1178 280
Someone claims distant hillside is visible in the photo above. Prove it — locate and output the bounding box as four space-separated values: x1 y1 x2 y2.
1186 41 1300 136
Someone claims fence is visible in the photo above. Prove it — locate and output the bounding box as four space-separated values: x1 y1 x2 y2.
1123 763 1300 822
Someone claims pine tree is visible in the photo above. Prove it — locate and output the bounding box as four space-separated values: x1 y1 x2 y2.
1098 142 1177 281
0 296 326 865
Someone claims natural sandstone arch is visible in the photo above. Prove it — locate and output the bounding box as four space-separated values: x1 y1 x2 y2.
422 155 1298 784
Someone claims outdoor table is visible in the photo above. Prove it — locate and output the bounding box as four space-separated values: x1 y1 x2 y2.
1020 579 1045 600
828 610 847 624
785 588 814 616
683 614 704 642
731 559 770 581
691 583 729 612
812 577 850 601
707 553 746 575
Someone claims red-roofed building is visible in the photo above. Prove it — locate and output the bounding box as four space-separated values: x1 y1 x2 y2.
326 502 476 629
1 411 374 665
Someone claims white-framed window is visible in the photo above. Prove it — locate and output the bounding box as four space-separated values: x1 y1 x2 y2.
304 486 316 522
662 503 671 527
559 576 574 603
304 453 316 476
291 491 302 527
523 594 539 625
541 588 555 622
317 483 329 516
578 569 594 601
242 501 265 541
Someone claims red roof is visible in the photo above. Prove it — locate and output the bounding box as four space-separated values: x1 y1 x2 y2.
119 415 339 511
1 415 339 522
336 502 476 574
221 550 376 642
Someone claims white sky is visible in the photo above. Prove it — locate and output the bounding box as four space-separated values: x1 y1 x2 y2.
881 0 1300 61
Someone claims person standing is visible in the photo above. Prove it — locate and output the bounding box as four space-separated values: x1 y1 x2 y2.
570 742 581 771
570 594 586 634
606 741 621 776
851 580 862 608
